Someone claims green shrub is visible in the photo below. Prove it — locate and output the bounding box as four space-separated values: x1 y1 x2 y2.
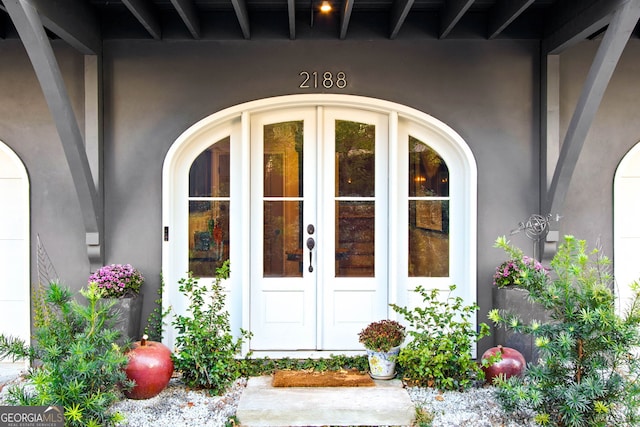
238 354 369 377
172 261 251 395
0 281 130 427
391 284 490 390
143 274 171 342
489 235 640 427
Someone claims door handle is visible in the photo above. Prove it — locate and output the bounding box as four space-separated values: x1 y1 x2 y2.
306 237 315 272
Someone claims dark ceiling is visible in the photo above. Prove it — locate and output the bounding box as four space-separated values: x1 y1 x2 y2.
0 0 638 55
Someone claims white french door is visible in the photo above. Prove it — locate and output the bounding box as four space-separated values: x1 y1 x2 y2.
249 107 389 350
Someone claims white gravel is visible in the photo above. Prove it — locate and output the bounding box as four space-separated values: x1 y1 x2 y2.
109 377 246 426
407 387 537 427
109 377 538 427
2 373 538 426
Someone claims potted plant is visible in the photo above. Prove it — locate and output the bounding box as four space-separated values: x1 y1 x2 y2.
493 256 546 288
88 263 144 342
358 319 406 379
489 235 640 426
492 236 550 363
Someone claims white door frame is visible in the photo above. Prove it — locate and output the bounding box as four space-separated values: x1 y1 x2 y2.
0 140 30 353
162 94 477 357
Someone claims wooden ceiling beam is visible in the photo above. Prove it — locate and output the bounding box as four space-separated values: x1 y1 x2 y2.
339 0 354 40
488 0 534 39
231 0 251 39
16 0 101 54
122 0 162 40
542 0 632 54
288 0 295 39
439 0 474 39
389 0 414 39
170 0 201 39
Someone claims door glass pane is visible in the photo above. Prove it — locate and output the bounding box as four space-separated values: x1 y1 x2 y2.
188 138 230 277
408 136 449 277
335 120 375 197
409 137 448 197
409 200 449 276
264 202 303 277
264 121 303 198
189 137 230 197
263 121 304 278
335 120 376 278
188 200 230 277
335 203 375 277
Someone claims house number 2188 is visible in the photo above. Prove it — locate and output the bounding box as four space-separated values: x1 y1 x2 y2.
299 71 348 89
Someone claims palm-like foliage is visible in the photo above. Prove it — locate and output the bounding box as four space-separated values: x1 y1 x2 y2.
490 235 640 427
0 282 131 427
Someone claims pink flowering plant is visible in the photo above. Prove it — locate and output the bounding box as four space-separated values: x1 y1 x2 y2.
493 236 548 289
88 263 143 298
358 319 406 352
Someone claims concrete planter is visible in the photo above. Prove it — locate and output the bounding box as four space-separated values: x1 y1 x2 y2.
493 287 550 364
109 295 143 344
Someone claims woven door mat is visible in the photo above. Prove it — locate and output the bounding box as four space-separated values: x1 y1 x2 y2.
272 369 375 387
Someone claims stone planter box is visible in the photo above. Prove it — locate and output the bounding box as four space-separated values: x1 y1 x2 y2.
109 295 143 344
493 287 550 364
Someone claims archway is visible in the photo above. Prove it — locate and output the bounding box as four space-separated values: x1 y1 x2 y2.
162 95 477 356
0 141 30 350
614 141 640 313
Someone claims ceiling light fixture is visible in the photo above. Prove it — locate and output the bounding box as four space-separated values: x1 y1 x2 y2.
311 0 332 26
320 1 332 12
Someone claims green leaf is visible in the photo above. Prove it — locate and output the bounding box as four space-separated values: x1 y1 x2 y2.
64 403 83 423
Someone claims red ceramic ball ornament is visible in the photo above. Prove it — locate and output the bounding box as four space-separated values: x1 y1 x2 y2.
124 335 174 399
481 345 526 384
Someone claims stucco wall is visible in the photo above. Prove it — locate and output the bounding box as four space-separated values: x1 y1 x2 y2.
559 40 640 260
2 36 638 352
101 39 539 349
0 41 89 289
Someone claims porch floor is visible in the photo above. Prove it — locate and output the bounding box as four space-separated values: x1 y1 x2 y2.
236 375 415 426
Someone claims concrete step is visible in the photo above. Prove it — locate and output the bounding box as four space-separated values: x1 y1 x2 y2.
236 375 415 427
